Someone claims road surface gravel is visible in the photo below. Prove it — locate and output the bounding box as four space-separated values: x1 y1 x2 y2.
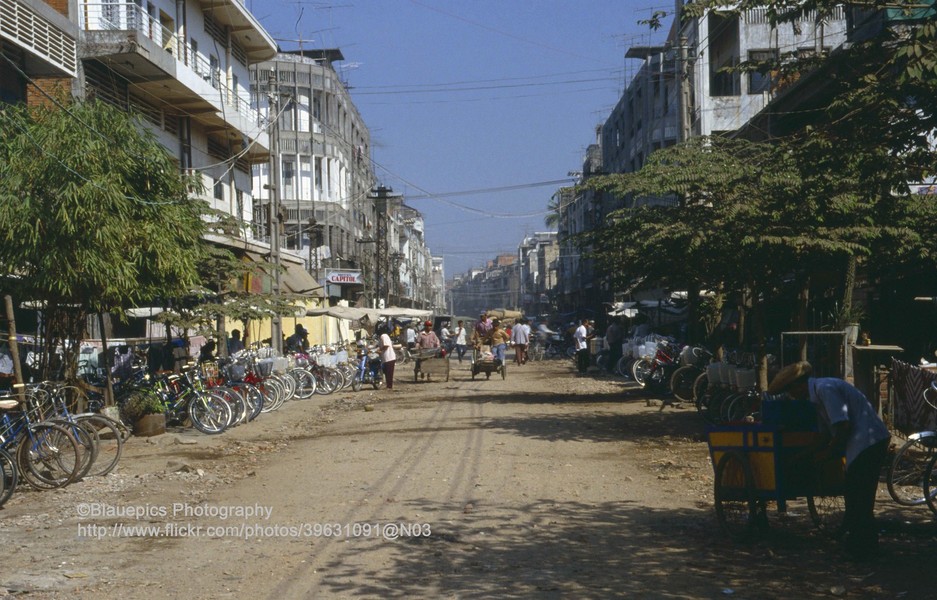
1 358 934 599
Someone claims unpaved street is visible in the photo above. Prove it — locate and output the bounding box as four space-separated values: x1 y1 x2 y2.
1 359 935 599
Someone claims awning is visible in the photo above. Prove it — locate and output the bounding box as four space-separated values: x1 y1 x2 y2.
380 307 432 319
305 305 432 321
306 306 382 321
281 262 323 297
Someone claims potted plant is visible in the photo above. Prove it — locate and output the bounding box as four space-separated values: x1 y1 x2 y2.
829 302 867 345
120 389 167 437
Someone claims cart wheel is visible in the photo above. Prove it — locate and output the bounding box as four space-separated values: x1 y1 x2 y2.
807 495 845 538
714 451 758 541
501 364 507 380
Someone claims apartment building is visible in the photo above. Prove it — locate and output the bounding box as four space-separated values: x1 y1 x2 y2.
251 49 377 303
557 3 849 316
0 0 78 105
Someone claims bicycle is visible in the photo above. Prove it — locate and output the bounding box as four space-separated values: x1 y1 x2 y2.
0 394 83 490
887 381 937 507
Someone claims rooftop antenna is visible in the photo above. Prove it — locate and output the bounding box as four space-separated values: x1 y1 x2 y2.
295 6 305 54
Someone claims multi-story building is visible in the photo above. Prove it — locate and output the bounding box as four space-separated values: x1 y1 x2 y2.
250 49 376 303
0 0 78 106
449 254 521 317
78 0 277 226
517 232 558 317
557 3 849 316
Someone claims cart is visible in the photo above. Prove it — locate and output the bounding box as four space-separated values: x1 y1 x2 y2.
471 345 506 380
707 400 846 540
413 349 450 382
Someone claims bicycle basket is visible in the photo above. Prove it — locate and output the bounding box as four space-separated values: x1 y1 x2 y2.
256 359 274 377
225 364 247 381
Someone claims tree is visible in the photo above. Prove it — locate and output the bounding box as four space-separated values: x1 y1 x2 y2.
0 100 208 380
586 134 937 387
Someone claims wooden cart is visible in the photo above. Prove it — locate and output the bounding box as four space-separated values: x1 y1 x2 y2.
471 345 506 380
413 349 450 382
707 400 846 540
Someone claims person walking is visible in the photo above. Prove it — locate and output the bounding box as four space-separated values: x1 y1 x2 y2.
511 318 530 365
417 320 441 350
453 320 468 363
767 361 890 560
439 322 452 352
378 324 397 391
405 322 417 351
573 318 592 375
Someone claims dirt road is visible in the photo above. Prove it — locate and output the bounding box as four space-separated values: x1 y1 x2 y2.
1 358 935 599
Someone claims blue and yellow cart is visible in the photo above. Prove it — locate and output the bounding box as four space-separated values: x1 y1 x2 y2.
707 400 846 540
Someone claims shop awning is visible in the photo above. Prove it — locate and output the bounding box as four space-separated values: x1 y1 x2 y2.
281 262 324 297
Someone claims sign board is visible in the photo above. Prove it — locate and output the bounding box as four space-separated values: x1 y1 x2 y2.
326 270 363 285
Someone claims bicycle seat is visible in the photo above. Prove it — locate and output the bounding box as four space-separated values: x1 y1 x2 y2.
0 398 20 410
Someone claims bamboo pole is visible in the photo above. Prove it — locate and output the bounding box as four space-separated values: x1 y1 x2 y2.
4 295 25 403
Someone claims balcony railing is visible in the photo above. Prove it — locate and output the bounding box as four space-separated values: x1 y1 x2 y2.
79 1 258 126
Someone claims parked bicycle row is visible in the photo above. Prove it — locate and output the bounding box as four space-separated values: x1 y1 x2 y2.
0 380 130 508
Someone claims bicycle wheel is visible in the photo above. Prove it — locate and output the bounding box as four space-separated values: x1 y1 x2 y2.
16 423 82 490
887 433 937 506
714 451 757 541
371 369 384 390
616 356 633 378
188 392 231 434
631 358 651 387
670 366 700 403
0 447 17 507
692 372 709 404
51 419 98 482
77 415 123 477
290 368 317 399
922 452 937 516
807 494 846 538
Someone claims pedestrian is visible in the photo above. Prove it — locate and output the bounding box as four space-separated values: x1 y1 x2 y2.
767 361 890 560
405 321 417 351
488 319 511 365
573 318 592 375
286 324 309 353
439 321 452 351
378 324 397 391
604 318 623 374
198 339 216 364
453 320 468 363
227 329 245 355
511 318 530 365
417 320 441 350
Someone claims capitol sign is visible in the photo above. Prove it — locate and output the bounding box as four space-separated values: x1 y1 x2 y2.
326 270 363 285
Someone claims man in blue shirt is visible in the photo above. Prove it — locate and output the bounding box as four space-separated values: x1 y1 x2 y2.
768 361 890 560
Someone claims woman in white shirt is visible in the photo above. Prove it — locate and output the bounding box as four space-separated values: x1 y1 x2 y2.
379 325 397 390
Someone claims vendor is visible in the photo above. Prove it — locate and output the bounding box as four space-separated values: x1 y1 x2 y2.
417 321 440 349
767 361 890 561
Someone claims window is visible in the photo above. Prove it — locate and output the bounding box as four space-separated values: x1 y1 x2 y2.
213 179 224 201
748 49 777 94
282 159 295 200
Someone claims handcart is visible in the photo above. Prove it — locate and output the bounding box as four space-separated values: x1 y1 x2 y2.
471 345 506 380
707 399 846 540
413 349 450 382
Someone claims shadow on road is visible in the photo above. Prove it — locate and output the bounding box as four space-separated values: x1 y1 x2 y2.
309 497 929 599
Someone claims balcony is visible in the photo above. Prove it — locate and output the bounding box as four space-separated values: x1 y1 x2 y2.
79 1 275 159
0 0 78 76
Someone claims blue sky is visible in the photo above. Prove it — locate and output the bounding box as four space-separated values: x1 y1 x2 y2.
253 1 669 277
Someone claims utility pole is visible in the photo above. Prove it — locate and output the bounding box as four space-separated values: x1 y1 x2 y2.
267 74 283 353
370 185 401 309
